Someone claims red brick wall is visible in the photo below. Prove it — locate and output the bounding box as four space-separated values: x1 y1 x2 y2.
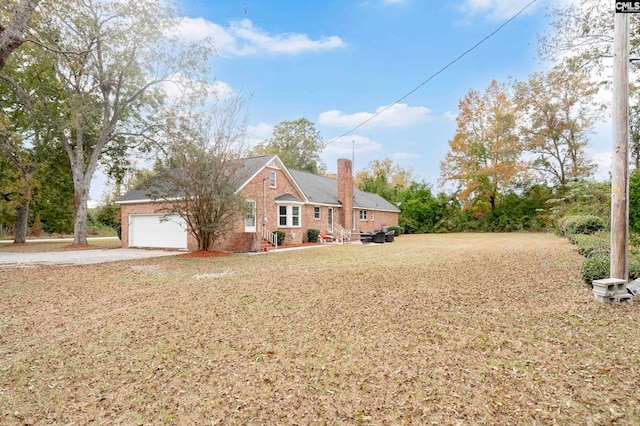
352 209 399 233
120 164 399 252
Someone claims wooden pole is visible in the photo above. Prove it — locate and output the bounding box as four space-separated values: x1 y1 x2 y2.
611 12 630 281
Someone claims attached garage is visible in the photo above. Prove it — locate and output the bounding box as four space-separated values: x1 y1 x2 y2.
128 214 187 249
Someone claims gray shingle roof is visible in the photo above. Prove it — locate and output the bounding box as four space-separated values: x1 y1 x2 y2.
117 155 275 203
275 193 303 202
289 169 400 212
117 155 400 213
288 170 340 205
116 168 182 203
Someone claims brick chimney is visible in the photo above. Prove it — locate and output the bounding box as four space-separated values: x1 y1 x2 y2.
337 158 353 231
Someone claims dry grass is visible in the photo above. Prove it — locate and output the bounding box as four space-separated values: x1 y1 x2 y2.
1 233 640 424
0 238 121 253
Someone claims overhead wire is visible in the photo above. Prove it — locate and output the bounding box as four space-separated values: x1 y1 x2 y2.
324 0 540 147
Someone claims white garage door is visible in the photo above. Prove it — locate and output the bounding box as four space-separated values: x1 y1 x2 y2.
129 214 187 249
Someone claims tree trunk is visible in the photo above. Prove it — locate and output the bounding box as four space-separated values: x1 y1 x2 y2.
65 136 98 246
73 183 90 245
14 198 29 243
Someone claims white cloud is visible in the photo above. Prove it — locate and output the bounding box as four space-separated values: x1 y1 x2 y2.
209 81 234 100
318 103 431 129
323 135 383 155
160 74 235 101
177 18 346 57
461 0 542 21
443 111 458 121
246 122 274 147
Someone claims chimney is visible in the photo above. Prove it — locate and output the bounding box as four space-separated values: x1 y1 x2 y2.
337 158 353 231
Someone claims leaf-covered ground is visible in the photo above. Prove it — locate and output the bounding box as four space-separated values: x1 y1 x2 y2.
1 233 640 424
0 238 121 253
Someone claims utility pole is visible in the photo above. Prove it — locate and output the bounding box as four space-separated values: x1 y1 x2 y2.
352 139 356 184
611 11 630 280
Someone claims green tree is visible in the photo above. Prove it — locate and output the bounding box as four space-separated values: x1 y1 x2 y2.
0 39 68 242
252 118 325 174
440 80 524 214
397 182 445 234
30 140 74 235
355 158 414 204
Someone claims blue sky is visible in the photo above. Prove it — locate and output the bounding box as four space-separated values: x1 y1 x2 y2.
92 0 614 201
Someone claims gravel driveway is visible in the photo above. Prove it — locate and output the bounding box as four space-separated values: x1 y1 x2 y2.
0 248 183 269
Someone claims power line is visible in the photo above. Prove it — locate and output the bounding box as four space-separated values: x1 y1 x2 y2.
325 0 540 146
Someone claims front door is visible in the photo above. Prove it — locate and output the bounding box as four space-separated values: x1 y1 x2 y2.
327 208 333 232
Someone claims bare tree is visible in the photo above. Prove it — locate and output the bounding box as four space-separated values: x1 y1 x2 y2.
0 0 41 70
150 95 249 252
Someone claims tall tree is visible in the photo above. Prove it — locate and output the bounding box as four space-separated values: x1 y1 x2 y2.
397 182 445 234
355 158 414 204
440 80 523 213
35 0 211 245
0 0 41 70
252 118 326 174
150 95 249 252
514 60 602 187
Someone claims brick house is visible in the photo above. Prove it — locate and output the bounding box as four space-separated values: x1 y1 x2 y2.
116 155 400 252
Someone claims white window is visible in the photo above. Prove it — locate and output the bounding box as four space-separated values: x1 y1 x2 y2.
279 205 287 226
371 210 375 222
359 210 368 221
314 206 321 220
245 200 256 232
269 170 277 188
292 206 300 226
277 204 301 228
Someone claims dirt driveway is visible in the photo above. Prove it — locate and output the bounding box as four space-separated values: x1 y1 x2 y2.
0 248 183 269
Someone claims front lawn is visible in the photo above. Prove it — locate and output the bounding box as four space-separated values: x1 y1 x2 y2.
1 233 639 424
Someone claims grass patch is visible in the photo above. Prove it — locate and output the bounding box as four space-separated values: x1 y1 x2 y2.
1 233 640 424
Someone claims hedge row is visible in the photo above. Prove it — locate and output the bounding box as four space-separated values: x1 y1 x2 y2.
557 215 606 237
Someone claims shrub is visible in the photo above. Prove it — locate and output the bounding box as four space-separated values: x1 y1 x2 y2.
307 228 320 243
574 216 606 235
274 230 285 246
558 215 606 236
388 226 403 236
581 255 609 285
581 254 640 285
630 257 640 281
569 234 609 257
